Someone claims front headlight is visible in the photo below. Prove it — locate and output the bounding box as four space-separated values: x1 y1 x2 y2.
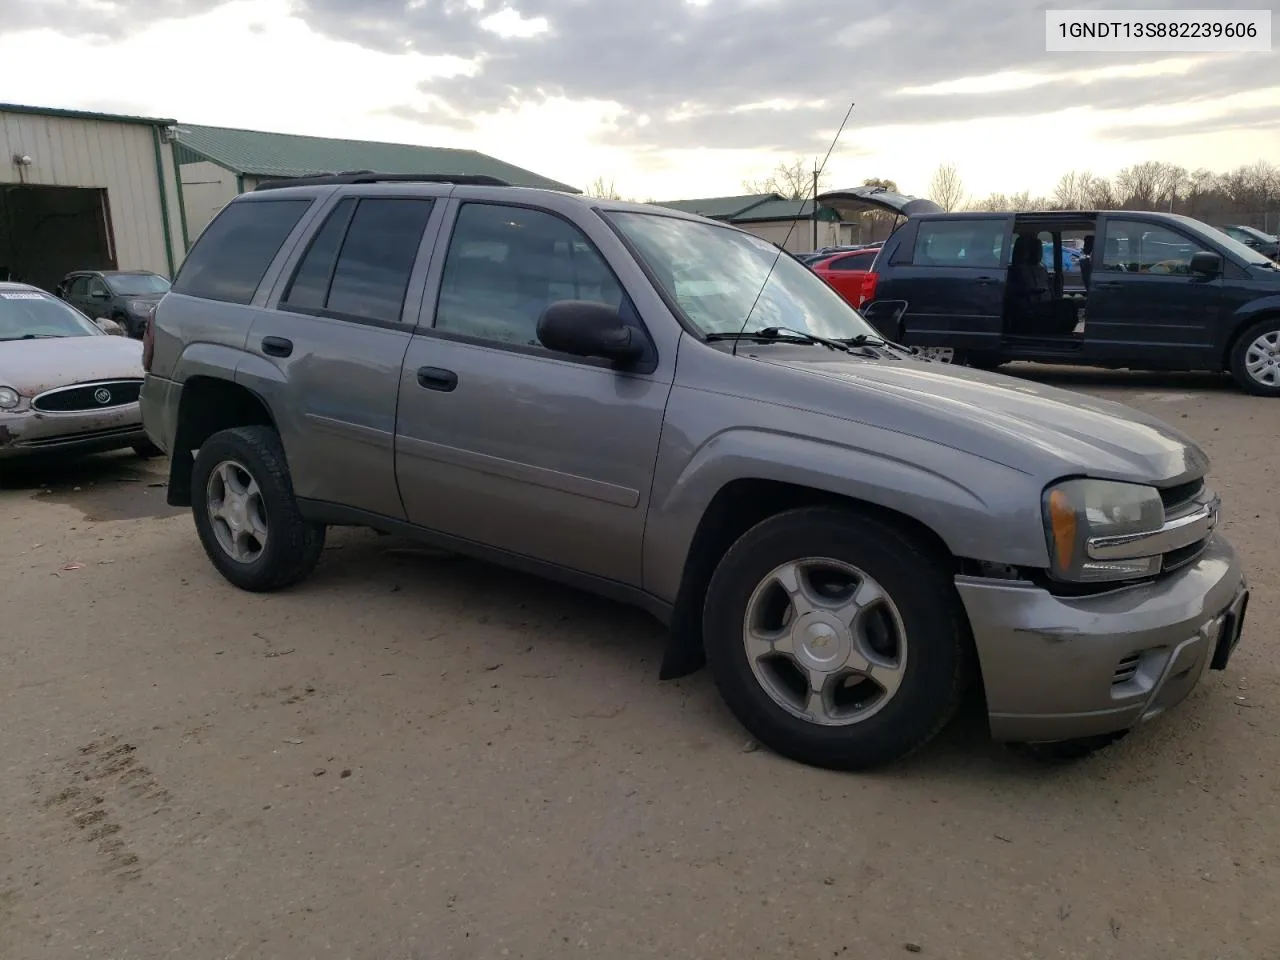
1043 478 1165 582
0 386 19 410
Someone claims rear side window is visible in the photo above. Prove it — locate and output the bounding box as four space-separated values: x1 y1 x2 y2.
282 197 434 325
172 199 311 305
828 252 873 271
913 220 1005 268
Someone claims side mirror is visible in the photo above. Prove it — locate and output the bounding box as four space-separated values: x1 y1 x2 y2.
536 300 643 363
1189 252 1222 277
90 289 110 300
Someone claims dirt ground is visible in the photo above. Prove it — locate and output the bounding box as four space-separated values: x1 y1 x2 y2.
1 365 1277 960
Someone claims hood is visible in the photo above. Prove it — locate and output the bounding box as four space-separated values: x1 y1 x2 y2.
817 186 943 221
756 354 1208 485
0 335 144 396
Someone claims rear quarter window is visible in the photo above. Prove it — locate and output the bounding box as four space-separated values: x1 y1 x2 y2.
172 198 312 305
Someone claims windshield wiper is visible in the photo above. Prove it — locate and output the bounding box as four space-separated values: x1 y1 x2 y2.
706 327 850 352
0 334 62 341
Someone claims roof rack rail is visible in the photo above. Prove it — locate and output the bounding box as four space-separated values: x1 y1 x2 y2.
253 171 511 191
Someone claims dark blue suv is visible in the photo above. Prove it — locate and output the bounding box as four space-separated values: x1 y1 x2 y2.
819 186 1280 396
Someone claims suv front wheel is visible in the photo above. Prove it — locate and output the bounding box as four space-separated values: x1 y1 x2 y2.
702 507 969 770
190 426 325 591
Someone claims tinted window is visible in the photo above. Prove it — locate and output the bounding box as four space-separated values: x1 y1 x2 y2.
436 203 624 347
913 220 1005 267
105 273 170 296
88 277 110 297
172 199 311 304
68 276 89 296
323 199 434 324
1101 221 1209 275
827 251 873 271
282 198 356 311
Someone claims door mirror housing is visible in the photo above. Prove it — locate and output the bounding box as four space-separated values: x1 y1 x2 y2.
536 300 643 363
860 299 908 342
1189 251 1223 277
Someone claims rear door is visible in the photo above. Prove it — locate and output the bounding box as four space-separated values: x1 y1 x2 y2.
880 216 1012 353
248 192 444 518
1084 217 1224 367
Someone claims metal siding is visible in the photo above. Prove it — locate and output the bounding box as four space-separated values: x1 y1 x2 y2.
737 219 841 253
0 109 181 277
178 160 239 243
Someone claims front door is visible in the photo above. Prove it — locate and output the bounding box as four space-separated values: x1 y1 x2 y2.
1084 217 1224 367
244 193 442 518
887 216 1011 355
394 200 672 586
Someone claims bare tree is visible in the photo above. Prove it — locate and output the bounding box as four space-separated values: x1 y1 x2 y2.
927 162 966 211
584 176 623 200
742 158 829 200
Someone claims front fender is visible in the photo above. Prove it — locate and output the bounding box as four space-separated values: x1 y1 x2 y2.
642 423 1046 604
1232 294 1280 328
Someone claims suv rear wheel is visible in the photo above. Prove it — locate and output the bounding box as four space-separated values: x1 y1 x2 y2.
1230 316 1280 396
190 426 325 591
702 506 968 770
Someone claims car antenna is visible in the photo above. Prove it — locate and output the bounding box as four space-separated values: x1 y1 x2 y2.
731 100 856 358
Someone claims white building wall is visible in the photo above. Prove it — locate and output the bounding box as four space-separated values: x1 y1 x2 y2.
0 108 182 277
179 159 240 241
737 219 842 253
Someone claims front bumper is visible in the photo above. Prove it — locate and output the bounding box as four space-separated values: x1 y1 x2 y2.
957 534 1247 743
0 404 146 459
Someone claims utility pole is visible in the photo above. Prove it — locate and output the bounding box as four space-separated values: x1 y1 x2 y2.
812 161 819 251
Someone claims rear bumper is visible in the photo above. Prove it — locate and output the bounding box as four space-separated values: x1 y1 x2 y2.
0 405 145 459
139 374 182 454
957 535 1247 743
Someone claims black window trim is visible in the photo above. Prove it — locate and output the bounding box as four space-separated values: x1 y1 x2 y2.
272 194 438 330
417 197 659 375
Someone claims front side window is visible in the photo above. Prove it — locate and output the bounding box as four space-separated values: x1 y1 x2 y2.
1100 221 1209 275
435 203 625 347
605 211 879 339
913 220 1005 268
0 290 102 340
172 198 312 305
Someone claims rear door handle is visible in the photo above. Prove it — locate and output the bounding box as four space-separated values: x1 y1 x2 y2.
1092 281 1122 289
261 336 293 357
417 366 458 392
975 276 998 285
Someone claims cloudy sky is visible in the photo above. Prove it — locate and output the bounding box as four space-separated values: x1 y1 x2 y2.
2 0 1277 200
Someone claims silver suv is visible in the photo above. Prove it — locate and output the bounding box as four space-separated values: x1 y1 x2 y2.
140 173 1249 769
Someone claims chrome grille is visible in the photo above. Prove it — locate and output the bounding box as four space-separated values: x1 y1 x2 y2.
32 379 142 413
1158 476 1211 573
1159 477 1205 515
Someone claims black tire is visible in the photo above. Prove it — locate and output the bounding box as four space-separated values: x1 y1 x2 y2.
702 506 969 770
132 439 163 458
1229 316 1280 397
1008 731 1127 762
190 425 325 592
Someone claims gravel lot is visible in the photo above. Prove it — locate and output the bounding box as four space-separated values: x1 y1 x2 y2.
1 366 1276 960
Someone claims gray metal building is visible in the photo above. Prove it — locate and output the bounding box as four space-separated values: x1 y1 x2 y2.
0 103 186 292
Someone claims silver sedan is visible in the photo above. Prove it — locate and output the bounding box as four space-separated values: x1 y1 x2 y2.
0 282 156 460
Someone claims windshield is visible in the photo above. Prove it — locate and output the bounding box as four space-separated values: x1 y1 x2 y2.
605 211 880 340
105 273 170 296
0 290 103 340
1232 225 1277 243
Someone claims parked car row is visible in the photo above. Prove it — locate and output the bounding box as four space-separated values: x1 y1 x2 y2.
53 269 170 340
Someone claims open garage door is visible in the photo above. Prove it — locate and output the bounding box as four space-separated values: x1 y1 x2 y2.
0 185 116 293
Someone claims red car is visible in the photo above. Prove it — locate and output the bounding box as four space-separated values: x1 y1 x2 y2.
808 247 878 307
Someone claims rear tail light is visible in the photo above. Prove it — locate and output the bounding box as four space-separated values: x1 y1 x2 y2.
858 272 878 307
141 303 157 371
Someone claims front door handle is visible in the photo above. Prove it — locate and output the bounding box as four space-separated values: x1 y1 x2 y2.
975 276 997 285
417 366 458 392
261 336 293 357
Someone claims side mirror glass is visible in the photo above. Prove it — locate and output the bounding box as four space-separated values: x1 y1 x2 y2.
536 300 643 363
1189 252 1222 277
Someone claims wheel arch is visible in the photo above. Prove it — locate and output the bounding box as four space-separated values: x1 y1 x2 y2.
167 375 278 507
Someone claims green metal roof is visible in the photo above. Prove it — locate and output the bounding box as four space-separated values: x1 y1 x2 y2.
731 198 840 223
651 194 781 219
0 102 176 127
172 123 580 193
